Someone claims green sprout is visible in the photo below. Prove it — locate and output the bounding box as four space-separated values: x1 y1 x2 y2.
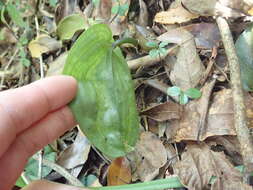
146 41 169 58
167 86 202 105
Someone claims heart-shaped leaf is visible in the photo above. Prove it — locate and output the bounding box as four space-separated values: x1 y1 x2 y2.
63 24 139 158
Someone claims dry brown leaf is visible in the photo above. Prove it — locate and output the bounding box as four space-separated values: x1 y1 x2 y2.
167 29 205 90
128 131 167 181
169 89 253 142
136 132 167 168
181 0 247 18
57 132 91 169
141 101 182 122
207 136 243 165
154 3 199 24
158 23 221 49
107 157 131 186
173 143 242 190
28 35 62 58
0 27 17 45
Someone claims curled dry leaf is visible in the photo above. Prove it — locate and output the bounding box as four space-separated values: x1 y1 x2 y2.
173 143 242 190
28 35 62 58
141 101 182 122
154 3 199 24
164 29 205 91
107 157 132 186
57 132 91 169
158 23 221 49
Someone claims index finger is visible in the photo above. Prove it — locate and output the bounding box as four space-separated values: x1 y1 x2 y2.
0 75 77 156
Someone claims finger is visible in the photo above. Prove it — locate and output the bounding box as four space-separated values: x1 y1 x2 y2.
22 180 88 190
0 106 76 190
0 76 77 157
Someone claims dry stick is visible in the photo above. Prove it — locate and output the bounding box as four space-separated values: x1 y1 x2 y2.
216 16 253 183
127 45 177 70
32 155 84 187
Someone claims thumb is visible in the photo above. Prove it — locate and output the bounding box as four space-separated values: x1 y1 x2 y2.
22 180 90 190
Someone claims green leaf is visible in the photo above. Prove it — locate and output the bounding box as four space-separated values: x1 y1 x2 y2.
146 41 159 48
235 24 253 91
24 146 56 180
149 49 159 58
63 24 139 158
185 88 202 99
57 14 87 40
179 93 189 105
159 41 169 48
167 86 181 97
6 3 26 28
15 177 26 188
158 47 167 55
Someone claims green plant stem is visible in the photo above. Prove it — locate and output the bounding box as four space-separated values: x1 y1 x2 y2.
113 38 138 48
92 177 183 190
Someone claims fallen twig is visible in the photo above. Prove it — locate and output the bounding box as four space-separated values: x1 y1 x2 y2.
216 16 253 183
127 45 177 70
32 155 84 187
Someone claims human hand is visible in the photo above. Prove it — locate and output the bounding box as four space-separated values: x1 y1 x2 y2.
0 76 78 190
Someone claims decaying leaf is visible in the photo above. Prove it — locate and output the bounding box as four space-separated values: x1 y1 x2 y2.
169 89 253 142
141 101 182 122
46 52 68 77
57 132 91 169
128 131 167 181
28 34 62 58
0 27 17 45
166 29 205 90
154 3 199 24
181 0 247 18
158 23 221 49
173 143 242 190
107 157 131 186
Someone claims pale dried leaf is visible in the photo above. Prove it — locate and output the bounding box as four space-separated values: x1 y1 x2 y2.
154 3 199 24
57 132 91 169
168 29 205 90
46 52 68 77
28 35 62 58
181 0 246 18
136 132 167 168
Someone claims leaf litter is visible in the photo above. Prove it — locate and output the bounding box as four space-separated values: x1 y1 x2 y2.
2 0 253 189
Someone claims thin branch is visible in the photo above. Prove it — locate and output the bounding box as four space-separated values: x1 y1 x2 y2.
216 16 253 183
32 155 84 187
127 45 177 70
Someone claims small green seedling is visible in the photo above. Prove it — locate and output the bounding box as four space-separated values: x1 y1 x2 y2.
146 41 169 58
167 86 202 105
